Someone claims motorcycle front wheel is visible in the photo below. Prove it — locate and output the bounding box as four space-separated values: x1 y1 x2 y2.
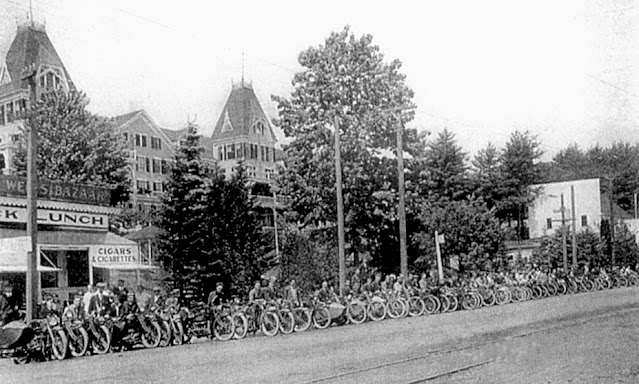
91 325 111 354
69 327 89 357
141 321 162 348
50 329 68 360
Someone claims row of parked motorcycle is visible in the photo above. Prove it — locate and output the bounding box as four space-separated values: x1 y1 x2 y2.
1 270 637 364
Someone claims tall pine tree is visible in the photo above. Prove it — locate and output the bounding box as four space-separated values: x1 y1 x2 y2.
158 122 210 299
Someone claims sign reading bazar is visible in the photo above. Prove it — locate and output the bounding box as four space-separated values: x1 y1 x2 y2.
0 206 108 229
0 175 113 206
90 245 139 266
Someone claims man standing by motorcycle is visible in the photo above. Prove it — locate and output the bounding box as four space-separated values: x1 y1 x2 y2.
145 287 165 314
207 282 227 308
113 279 128 305
89 283 108 316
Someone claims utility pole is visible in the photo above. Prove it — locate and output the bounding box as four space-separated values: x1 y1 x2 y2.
22 63 39 322
272 191 279 261
394 112 408 277
333 115 346 297
560 193 568 272
609 178 615 267
383 106 414 277
571 185 577 269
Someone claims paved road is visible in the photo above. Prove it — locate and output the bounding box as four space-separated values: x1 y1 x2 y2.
2 287 639 384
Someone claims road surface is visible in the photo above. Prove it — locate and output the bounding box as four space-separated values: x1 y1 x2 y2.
2 287 639 384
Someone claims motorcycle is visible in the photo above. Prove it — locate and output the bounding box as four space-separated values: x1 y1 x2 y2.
84 315 112 355
61 316 89 357
181 302 235 342
111 313 162 351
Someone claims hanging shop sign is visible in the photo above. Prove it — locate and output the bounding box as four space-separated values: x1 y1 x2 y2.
90 244 140 265
0 175 114 206
0 206 108 229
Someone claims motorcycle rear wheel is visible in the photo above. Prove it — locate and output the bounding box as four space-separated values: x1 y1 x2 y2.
367 302 385 322
232 313 249 339
346 302 368 324
172 321 185 345
312 307 331 329
260 311 280 337
278 310 295 335
213 315 236 341
407 297 425 317
159 320 172 347
292 308 311 332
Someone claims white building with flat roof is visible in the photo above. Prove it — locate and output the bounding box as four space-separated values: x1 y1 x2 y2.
528 178 602 239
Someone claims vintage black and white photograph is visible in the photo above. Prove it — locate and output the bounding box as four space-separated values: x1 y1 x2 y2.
1 0 639 383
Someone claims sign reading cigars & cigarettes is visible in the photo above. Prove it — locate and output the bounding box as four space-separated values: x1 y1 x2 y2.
90 245 139 266
0 175 114 206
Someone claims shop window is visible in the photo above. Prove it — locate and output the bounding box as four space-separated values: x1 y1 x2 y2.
67 251 89 288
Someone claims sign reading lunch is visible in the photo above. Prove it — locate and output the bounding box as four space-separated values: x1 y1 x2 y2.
90 245 139 265
0 175 113 206
0 206 108 229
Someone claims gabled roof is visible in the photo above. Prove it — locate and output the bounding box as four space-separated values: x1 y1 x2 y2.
212 83 277 143
112 109 174 150
1 24 75 94
160 128 187 142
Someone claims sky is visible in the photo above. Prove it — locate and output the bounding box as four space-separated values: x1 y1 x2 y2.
1 0 638 161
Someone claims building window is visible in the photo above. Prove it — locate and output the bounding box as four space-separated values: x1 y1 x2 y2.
153 182 163 192
135 134 141 147
151 137 162 150
581 215 588 227
250 144 258 160
145 157 151 172
260 145 265 161
161 159 170 174
248 166 257 178
6 102 13 123
265 168 274 180
137 155 146 172
0 105 4 125
123 132 129 142
546 218 552 230
136 180 150 194
10 134 20 142
253 120 265 135
227 143 236 160
152 159 161 173
141 135 148 148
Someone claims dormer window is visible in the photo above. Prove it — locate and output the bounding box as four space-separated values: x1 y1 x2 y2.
253 120 265 135
37 65 67 93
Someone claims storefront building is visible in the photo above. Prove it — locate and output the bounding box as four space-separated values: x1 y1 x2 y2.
0 176 153 304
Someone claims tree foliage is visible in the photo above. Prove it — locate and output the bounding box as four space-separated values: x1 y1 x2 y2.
412 197 505 274
273 26 417 271
158 125 268 299
14 89 129 199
